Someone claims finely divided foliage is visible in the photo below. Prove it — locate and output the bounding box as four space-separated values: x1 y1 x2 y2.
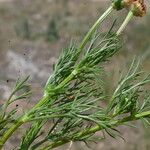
0 0 150 150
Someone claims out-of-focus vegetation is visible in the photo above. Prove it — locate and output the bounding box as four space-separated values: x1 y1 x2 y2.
0 0 149 150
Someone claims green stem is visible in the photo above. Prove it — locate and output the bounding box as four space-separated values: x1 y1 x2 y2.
31 96 49 109
46 6 113 92
0 68 79 149
116 11 134 36
0 97 46 150
39 111 150 150
55 69 78 91
33 6 113 112
78 6 113 52
107 11 134 113
26 114 68 122
135 111 150 118
0 118 24 149
45 6 113 89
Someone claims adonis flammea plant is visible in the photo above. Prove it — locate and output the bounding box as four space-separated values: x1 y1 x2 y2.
0 0 149 149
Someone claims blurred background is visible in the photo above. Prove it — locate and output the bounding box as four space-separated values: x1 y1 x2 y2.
0 0 150 149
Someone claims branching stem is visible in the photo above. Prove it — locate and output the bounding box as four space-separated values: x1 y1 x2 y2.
39 111 150 150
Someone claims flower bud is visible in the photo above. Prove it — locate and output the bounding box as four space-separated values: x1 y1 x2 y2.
112 0 124 10
131 0 146 17
112 0 133 10
112 0 146 17
122 0 133 8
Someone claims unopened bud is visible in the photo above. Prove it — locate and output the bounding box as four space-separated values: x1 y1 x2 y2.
122 0 133 8
131 0 146 17
112 0 124 10
112 0 146 17
112 0 133 10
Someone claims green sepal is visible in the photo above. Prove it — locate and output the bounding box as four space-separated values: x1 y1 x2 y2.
112 0 124 10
